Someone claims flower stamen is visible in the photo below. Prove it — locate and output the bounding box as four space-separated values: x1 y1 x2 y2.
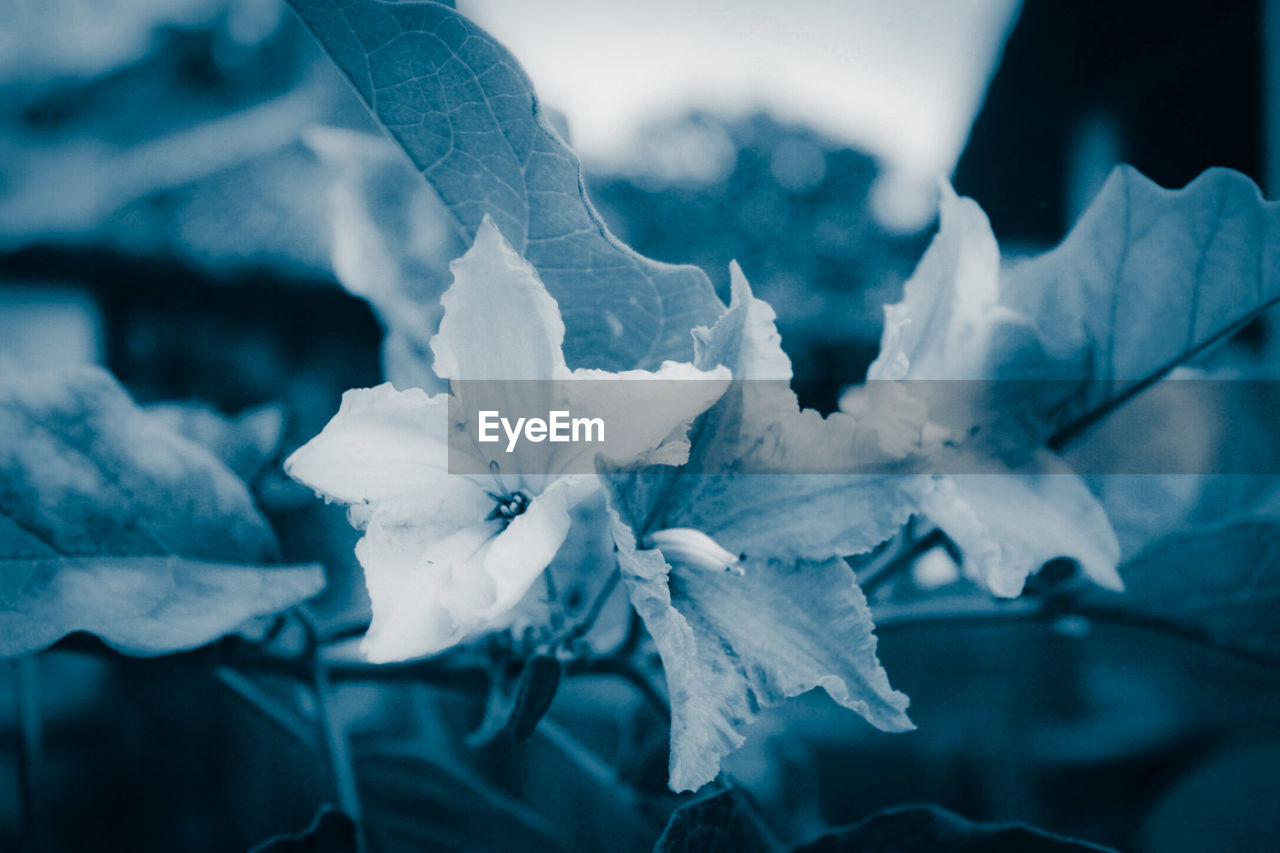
486 460 531 523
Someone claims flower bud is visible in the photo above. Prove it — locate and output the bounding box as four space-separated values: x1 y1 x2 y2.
647 528 745 575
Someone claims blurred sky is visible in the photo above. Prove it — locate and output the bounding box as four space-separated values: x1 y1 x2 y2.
461 0 1022 230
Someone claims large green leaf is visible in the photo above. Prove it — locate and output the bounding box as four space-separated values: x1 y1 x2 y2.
0 367 323 656
249 806 358 853
794 805 1115 852
1076 518 1280 662
287 0 724 370
1022 167 1280 446
656 788 776 853
868 169 1280 450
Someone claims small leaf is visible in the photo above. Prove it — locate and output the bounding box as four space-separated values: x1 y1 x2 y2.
656 788 777 853
1076 518 1280 662
250 805 358 853
0 367 322 656
504 653 563 742
288 0 723 370
793 804 1116 852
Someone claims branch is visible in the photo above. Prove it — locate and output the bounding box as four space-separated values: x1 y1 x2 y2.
296 611 366 853
857 526 948 596
7 657 39 850
554 568 622 648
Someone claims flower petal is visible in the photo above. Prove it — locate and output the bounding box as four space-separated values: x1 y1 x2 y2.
284 383 489 527
859 184 1123 595
353 477 593 662
430 216 569 381
559 361 731 470
919 451 1124 596
356 516 486 662
480 476 594 619
611 510 911 793
692 262 792 381
867 181 1022 382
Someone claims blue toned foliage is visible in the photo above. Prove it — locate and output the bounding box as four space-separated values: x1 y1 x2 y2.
288 0 725 371
0 367 323 656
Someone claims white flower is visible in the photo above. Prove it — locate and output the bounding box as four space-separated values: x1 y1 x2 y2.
286 218 729 662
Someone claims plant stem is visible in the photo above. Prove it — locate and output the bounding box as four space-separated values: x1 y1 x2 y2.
214 666 319 747
543 566 565 632
8 657 40 851
297 611 367 853
871 596 1044 629
312 661 364 850
556 569 622 647
536 718 659 836
576 655 670 718
858 527 948 596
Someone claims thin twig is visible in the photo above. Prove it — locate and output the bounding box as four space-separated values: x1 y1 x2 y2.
543 566 565 632
872 595 1280 678
8 657 39 850
296 610 367 853
575 656 669 718
555 569 621 647
1070 602 1280 675
536 718 659 836
214 666 318 748
871 596 1045 629
858 528 948 597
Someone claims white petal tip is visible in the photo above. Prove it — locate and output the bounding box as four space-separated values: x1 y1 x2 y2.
647 527 744 575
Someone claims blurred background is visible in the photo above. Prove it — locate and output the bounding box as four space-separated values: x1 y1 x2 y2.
2 1 1278 850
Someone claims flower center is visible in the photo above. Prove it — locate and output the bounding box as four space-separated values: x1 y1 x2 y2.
485 460 530 524
488 489 531 522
